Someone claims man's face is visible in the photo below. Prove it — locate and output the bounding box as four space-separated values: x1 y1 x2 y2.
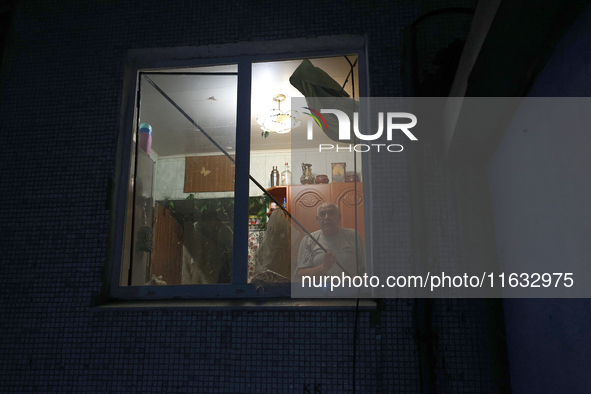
316 204 341 236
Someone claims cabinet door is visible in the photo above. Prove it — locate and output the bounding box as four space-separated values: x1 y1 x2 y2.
331 183 364 240
290 184 331 261
151 202 183 285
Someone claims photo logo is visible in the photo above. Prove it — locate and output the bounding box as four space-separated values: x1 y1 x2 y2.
304 108 418 153
303 107 329 137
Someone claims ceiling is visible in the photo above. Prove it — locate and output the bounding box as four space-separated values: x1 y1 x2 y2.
139 55 359 156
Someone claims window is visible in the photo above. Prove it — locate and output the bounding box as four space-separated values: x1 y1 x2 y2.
108 37 370 300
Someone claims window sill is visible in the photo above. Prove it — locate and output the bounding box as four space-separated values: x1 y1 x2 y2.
95 298 377 310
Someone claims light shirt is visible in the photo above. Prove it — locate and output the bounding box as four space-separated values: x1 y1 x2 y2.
296 228 365 277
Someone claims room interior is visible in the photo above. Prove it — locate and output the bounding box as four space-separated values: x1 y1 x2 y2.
130 56 365 286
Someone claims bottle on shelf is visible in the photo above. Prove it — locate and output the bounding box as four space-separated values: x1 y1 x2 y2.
270 166 279 188
281 162 292 186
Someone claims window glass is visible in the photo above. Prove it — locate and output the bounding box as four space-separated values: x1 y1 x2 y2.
119 54 366 295
124 65 238 285
247 56 364 286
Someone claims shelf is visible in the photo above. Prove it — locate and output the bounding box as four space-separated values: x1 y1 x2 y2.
266 185 287 193
265 186 290 215
266 186 287 204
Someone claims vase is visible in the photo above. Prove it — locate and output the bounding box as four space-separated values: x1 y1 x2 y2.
300 163 315 184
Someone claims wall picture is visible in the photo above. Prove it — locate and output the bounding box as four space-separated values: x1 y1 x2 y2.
331 162 346 183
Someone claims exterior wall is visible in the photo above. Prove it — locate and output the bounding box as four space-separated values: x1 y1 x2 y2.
0 1 514 393
487 4 591 393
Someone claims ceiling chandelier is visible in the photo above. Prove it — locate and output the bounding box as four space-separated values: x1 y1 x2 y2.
257 94 302 138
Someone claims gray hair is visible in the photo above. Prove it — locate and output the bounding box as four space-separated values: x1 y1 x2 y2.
317 202 340 216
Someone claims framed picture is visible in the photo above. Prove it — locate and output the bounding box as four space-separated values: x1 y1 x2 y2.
331 162 346 183
184 155 235 192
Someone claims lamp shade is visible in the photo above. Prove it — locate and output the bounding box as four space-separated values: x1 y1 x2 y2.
257 95 302 135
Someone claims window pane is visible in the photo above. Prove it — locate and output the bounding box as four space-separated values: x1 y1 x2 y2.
125 66 238 286
248 57 364 287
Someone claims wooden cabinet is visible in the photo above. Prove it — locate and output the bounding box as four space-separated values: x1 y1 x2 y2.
264 184 365 240
289 183 364 237
286 183 364 261
331 183 364 239
266 186 291 212
290 184 331 235
290 185 331 260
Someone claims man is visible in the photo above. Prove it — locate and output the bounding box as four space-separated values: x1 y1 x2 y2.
295 202 365 280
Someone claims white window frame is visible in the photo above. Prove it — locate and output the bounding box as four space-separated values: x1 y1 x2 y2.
105 35 371 301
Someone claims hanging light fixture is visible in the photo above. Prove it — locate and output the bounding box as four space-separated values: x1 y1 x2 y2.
257 94 302 138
